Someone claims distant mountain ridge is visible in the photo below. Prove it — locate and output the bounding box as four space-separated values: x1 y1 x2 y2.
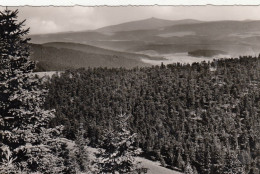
29 18 260 62
188 49 227 57
96 17 201 33
30 42 161 71
162 20 260 36
42 42 159 60
28 18 202 45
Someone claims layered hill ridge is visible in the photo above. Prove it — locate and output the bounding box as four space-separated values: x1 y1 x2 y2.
42 42 159 59
96 17 201 33
29 18 260 70
30 42 161 71
162 20 260 35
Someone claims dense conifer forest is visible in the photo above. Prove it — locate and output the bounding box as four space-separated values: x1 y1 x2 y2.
5 7 260 174
0 8 150 173
45 56 260 174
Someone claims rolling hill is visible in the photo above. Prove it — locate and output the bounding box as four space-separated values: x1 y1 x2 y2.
29 43 158 71
29 18 201 45
42 42 161 60
162 20 260 36
29 18 260 60
96 17 201 33
188 49 227 57
29 31 109 44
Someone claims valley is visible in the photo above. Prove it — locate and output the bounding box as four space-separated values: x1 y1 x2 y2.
2 7 260 174
28 18 260 71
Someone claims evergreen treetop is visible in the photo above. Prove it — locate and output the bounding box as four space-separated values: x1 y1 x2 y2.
0 8 72 173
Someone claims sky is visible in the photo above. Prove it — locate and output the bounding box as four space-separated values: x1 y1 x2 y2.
1 6 260 34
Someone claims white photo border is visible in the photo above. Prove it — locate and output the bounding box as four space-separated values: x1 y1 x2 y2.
1 0 260 6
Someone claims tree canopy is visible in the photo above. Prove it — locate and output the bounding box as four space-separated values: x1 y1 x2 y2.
0 9 73 173
46 56 260 173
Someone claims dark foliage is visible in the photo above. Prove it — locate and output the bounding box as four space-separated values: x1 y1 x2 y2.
96 114 143 173
0 9 74 173
0 9 31 71
45 56 260 173
188 49 226 57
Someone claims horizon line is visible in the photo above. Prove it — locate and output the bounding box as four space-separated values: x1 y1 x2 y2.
28 17 256 35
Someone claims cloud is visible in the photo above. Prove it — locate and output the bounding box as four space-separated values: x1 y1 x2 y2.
29 19 60 34
2 6 260 34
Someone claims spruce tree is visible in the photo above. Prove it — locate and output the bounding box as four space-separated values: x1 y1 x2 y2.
184 162 194 174
223 152 246 174
0 8 31 71
74 122 91 173
96 113 144 173
0 8 70 173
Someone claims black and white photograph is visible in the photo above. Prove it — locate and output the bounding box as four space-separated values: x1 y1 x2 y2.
1 5 260 174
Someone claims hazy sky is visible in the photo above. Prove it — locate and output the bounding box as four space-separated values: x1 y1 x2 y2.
1 6 260 34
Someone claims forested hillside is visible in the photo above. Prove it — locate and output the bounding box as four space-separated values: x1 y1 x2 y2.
30 43 153 71
30 19 260 57
45 56 260 174
1 8 148 173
